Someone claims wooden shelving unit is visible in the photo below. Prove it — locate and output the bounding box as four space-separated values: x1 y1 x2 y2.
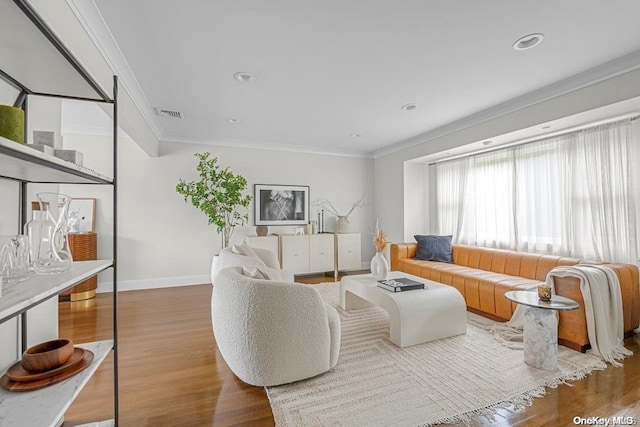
0 0 119 424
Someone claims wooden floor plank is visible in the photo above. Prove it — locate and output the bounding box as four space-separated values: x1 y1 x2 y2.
59 278 640 426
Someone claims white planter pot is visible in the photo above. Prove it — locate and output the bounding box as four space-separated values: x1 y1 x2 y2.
370 252 389 280
210 254 219 286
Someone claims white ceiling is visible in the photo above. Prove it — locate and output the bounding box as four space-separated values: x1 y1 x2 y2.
74 0 640 157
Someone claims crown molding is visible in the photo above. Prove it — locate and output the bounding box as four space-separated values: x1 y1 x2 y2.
161 133 374 159
66 0 163 140
374 49 640 159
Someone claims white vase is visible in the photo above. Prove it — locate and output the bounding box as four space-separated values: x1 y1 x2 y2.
210 254 219 286
370 252 389 280
336 216 350 233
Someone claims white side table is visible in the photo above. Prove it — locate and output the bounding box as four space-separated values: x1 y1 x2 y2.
505 291 579 371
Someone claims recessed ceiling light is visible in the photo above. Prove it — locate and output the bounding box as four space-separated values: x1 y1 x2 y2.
227 118 240 124
401 103 419 111
513 33 544 51
351 134 360 138
234 72 256 83
541 125 551 129
482 140 493 146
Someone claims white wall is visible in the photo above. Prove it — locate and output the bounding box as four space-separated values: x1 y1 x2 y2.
30 0 160 157
375 69 640 245
0 181 19 235
59 130 375 290
27 96 61 145
403 162 428 241
156 142 374 284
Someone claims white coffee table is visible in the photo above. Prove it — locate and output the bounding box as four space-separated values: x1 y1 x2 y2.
505 290 579 370
340 272 467 347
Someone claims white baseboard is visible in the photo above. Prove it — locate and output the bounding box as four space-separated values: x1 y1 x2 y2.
97 274 210 293
98 263 370 293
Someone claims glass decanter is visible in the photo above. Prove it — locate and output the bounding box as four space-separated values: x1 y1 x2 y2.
33 192 73 274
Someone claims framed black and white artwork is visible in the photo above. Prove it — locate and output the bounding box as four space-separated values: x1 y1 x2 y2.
68 198 96 233
254 184 309 226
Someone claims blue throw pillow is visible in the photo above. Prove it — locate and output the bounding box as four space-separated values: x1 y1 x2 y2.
414 235 452 263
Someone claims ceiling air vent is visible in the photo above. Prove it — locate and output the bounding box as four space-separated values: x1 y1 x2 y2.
155 108 184 119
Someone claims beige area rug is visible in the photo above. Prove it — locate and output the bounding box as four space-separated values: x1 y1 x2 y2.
265 282 607 426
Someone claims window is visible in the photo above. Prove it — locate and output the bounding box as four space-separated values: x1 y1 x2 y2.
435 118 638 263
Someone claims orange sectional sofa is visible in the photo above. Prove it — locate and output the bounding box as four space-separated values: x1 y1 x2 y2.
390 243 640 352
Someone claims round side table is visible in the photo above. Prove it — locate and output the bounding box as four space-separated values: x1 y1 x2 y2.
505 290 579 371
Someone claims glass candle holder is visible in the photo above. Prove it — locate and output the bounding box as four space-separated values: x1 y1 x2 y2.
537 284 552 301
0 235 30 283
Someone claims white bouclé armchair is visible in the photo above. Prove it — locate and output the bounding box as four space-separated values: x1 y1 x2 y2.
212 266 341 387
211 245 292 284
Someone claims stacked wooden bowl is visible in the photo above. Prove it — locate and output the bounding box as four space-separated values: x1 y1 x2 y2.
0 339 94 391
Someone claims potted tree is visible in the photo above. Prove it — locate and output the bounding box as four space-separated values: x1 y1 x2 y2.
176 152 252 249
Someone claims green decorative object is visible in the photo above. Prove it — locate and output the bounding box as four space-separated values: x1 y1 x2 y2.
0 105 25 144
176 152 252 248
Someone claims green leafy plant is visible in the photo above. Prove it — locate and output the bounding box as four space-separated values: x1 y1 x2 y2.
176 152 252 248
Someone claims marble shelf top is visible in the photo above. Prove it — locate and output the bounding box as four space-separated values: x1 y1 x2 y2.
0 340 113 427
75 419 115 427
505 290 579 311
0 260 113 324
0 136 113 184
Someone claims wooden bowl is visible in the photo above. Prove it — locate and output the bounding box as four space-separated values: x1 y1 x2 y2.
21 339 74 373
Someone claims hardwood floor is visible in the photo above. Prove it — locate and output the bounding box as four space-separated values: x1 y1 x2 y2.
59 276 640 426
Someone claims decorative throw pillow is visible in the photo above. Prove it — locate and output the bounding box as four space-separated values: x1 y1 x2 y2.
242 265 267 279
231 243 260 259
241 265 283 281
258 266 283 281
231 243 268 266
414 235 453 263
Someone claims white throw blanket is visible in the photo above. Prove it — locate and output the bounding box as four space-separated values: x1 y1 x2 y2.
496 265 632 366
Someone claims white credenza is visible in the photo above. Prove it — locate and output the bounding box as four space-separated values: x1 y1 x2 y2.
280 234 335 274
280 235 310 273
310 234 335 272
246 233 361 277
335 233 362 273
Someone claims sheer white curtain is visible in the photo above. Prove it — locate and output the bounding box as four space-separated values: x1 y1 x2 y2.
436 158 468 243
568 121 637 263
513 138 568 254
460 150 515 249
435 117 638 264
